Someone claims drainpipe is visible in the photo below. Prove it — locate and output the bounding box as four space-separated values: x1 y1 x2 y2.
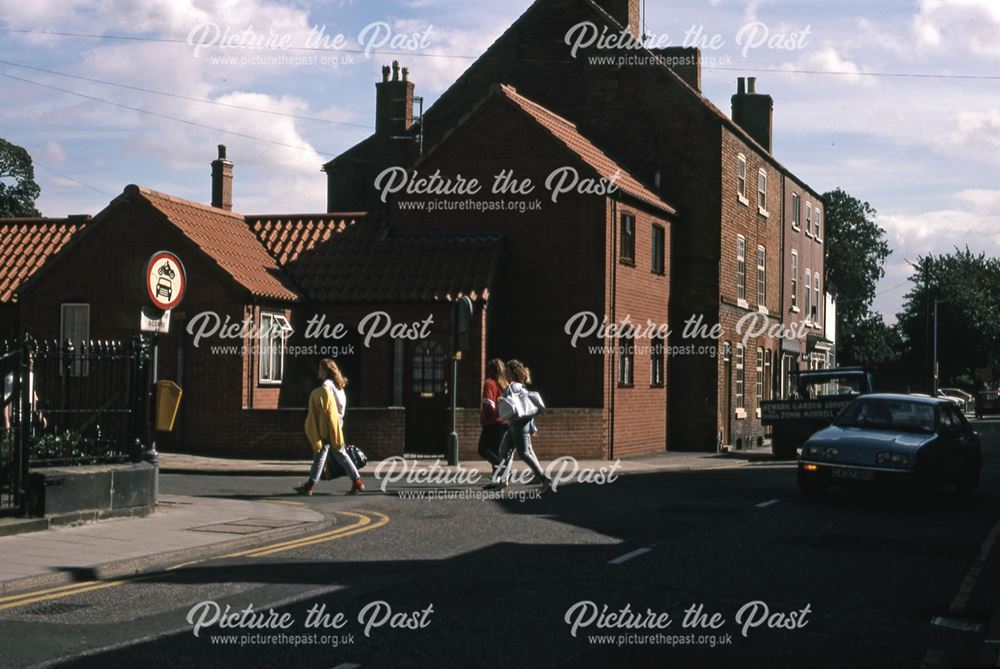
609 197 618 461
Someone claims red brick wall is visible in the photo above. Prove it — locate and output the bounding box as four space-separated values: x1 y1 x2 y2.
782 174 826 370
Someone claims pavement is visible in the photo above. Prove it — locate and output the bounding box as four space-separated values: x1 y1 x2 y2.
0 494 328 595
157 445 777 476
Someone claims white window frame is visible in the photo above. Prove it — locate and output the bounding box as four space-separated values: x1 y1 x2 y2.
815 209 822 241
736 235 747 307
60 303 90 377
258 312 292 385
756 245 766 309
737 154 749 205
805 203 813 237
791 193 801 231
813 276 821 324
804 270 812 323
757 169 768 216
735 344 745 409
790 251 799 311
755 347 764 403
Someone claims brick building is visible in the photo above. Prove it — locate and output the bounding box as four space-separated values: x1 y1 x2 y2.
324 0 828 452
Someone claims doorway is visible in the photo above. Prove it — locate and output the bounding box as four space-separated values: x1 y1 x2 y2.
404 338 448 455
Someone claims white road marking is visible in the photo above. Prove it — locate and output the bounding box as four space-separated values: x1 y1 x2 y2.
755 499 780 508
333 664 362 669
608 548 652 565
930 616 983 633
951 514 1000 615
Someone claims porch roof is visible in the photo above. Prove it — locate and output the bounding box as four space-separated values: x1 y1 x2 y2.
248 214 501 303
0 216 90 304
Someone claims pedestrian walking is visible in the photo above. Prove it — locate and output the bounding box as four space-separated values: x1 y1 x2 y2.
486 360 553 492
295 358 364 496
478 358 509 476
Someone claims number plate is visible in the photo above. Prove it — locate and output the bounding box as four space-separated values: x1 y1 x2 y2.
831 468 874 481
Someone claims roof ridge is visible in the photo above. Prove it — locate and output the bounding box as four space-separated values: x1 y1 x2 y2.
130 185 246 220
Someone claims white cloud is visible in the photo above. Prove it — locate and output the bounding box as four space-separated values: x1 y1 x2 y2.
40 139 66 163
911 0 1000 58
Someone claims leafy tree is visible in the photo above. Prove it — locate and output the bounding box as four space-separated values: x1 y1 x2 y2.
895 248 1000 390
822 188 892 364
0 138 41 217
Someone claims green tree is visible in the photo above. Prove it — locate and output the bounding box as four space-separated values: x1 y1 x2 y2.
895 248 1000 390
0 138 41 217
822 188 893 364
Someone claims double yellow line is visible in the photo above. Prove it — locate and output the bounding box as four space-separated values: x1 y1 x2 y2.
0 510 389 612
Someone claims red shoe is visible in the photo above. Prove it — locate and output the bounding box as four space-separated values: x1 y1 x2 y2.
294 482 314 496
348 478 366 495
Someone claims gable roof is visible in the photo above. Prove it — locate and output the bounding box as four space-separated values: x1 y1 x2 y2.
0 216 90 304
248 214 501 303
493 84 675 215
130 186 301 303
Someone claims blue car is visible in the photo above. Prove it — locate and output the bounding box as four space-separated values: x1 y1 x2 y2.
797 394 981 499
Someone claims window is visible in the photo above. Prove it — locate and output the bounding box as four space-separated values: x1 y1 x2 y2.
259 312 291 384
813 276 821 323
651 224 665 275
755 348 764 402
790 251 799 310
412 340 445 394
804 271 812 321
60 303 90 377
735 344 745 409
737 154 748 202
736 236 746 303
650 335 665 387
617 336 635 386
764 349 773 400
756 246 766 308
757 169 768 214
620 214 635 265
791 193 800 230
805 203 812 236
815 209 822 239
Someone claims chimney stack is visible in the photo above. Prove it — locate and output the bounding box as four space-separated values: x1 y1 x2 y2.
654 46 702 91
594 0 641 39
211 144 233 211
375 60 415 137
731 78 773 153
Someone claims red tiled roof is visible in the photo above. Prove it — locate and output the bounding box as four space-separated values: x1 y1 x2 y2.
248 214 501 303
0 217 89 303
494 85 675 215
132 186 300 302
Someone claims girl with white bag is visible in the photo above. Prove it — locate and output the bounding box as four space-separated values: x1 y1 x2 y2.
485 360 554 492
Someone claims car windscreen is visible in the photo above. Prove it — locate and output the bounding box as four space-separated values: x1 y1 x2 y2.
834 399 936 434
799 375 865 399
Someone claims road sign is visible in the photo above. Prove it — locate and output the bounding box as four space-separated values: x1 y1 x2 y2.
140 306 171 334
145 251 186 310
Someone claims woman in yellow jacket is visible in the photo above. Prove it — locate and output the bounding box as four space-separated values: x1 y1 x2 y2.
295 359 365 495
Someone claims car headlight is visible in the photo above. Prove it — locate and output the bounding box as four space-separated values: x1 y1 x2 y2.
806 445 838 459
876 452 910 466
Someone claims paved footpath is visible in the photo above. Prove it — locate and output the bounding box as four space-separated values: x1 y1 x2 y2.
159 447 776 476
0 494 327 594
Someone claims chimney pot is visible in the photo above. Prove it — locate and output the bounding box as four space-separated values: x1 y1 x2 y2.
217 144 227 160
731 79 773 153
737 77 746 95
392 60 400 81
748 77 757 94
375 62 415 137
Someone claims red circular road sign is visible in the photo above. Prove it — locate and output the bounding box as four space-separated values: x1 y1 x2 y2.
145 251 187 310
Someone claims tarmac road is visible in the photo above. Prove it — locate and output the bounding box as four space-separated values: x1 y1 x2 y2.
0 419 998 668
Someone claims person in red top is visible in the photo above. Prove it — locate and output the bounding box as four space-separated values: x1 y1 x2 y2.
478 358 509 475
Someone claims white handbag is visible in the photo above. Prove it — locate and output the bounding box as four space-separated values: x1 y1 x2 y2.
498 390 545 421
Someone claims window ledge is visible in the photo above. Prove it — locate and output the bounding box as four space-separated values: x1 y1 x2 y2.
758 207 769 218
735 408 748 420
757 305 769 315
738 194 750 206
816 238 823 244
756 407 762 419
620 259 636 267
792 224 801 232
617 383 635 389
650 383 665 389
737 298 749 310
790 306 800 313
258 380 283 387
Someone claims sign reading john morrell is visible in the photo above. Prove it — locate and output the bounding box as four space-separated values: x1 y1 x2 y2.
145 251 187 311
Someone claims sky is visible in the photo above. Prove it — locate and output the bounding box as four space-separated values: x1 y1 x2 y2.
0 0 997 322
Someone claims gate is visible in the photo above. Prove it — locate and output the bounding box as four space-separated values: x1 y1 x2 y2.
0 335 152 516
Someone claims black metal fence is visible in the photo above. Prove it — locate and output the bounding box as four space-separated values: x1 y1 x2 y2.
0 335 152 515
